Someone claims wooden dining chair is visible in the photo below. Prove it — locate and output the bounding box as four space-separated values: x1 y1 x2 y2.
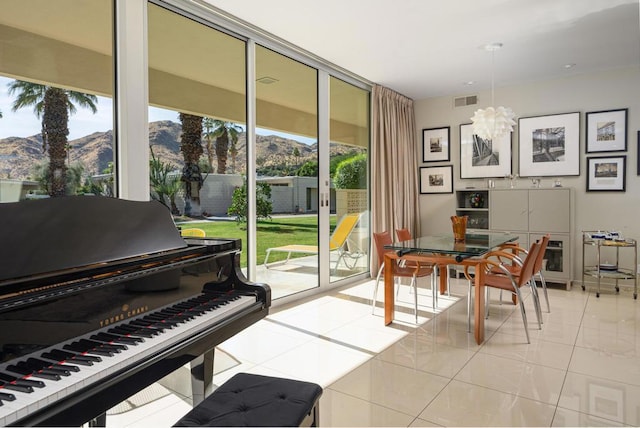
372 231 435 323
396 228 442 302
395 228 412 242
465 241 542 343
496 234 551 314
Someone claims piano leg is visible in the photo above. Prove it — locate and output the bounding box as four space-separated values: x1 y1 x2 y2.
190 349 215 406
88 412 106 427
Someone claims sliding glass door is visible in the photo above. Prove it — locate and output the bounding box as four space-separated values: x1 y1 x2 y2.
254 45 319 299
328 76 370 283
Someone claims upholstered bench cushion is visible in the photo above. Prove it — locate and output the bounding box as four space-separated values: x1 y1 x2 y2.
174 373 323 427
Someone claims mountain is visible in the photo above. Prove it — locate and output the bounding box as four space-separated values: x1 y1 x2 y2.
0 121 362 180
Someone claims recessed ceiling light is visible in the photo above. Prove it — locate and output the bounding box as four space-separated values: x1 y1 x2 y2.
256 76 279 84
564 63 576 69
483 42 503 52
463 81 475 86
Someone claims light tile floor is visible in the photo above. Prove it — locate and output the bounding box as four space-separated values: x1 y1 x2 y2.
105 277 640 427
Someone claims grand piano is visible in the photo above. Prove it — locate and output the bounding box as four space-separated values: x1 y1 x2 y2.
0 196 271 426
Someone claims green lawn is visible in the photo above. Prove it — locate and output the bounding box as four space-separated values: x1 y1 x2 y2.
177 215 336 267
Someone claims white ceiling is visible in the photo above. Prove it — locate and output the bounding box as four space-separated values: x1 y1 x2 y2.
202 0 640 100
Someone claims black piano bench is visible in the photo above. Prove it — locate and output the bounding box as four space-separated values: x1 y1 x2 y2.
173 373 323 427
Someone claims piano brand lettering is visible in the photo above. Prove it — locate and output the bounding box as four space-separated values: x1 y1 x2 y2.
98 305 149 328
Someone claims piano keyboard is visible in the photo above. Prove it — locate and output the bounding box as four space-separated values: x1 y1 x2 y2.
0 290 257 426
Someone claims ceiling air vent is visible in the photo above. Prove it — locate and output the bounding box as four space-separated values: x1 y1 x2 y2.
453 95 478 108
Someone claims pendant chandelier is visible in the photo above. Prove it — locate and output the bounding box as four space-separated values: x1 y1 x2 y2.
470 42 516 141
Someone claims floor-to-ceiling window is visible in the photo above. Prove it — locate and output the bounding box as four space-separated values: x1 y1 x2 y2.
255 45 319 299
147 2 247 260
329 76 370 283
0 0 114 202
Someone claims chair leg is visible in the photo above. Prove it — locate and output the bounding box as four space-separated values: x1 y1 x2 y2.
467 280 472 333
432 266 439 310
528 279 543 329
513 286 531 344
371 265 384 313
485 288 490 319
538 272 551 312
411 276 418 323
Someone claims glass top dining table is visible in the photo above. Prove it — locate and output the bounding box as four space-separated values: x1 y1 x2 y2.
382 231 519 345
384 232 519 260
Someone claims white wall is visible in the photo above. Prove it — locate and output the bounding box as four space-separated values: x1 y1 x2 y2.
414 67 640 282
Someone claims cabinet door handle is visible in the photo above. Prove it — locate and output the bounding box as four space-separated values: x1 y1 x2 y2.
521 210 527 215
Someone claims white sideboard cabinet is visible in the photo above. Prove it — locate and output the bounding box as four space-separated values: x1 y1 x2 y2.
456 187 573 289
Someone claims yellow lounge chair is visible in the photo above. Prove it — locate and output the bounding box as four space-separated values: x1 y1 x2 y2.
264 212 364 273
181 228 206 237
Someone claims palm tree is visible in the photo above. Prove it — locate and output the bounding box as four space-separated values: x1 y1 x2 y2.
179 113 204 216
8 81 97 197
202 117 216 172
211 120 242 174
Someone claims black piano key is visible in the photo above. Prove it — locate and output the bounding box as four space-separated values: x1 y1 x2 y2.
109 326 156 338
42 349 97 366
0 392 16 401
7 364 60 381
91 332 143 345
25 358 71 377
78 338 127 352
55 363 80 373
64 342 114 358
0 380 32 394
0 373 45 388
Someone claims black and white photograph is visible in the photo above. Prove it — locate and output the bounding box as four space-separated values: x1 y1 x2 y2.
587 155 626 192
519 112 580 177
420 165 453 194
460 123 511 178
586 108 628 153
532 127 565 162
422 127 450 162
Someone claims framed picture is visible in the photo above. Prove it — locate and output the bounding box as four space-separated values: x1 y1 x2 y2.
637 131 640 175
586 108 628 153
518 112 580 177
459 123 512 179
419 165 453 194
587 155 626 192
422 127 450 162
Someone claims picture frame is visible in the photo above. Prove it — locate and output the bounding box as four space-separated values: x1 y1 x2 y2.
636 130 639 176
587 155 626 192
518 112 580 177
419 165 453 194
586 108 628 153
422 127 450 162
459 123 512 179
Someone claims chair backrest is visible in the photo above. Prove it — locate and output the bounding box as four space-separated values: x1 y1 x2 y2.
396 228 411 242
533 234 550 273
329 212 361 250
181 228 206 237
372 231 393 266
517 241 542 287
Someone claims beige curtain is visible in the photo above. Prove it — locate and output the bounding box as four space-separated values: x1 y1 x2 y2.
371 84 421 276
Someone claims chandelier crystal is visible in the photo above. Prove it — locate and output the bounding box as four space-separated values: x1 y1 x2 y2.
471 42 515 141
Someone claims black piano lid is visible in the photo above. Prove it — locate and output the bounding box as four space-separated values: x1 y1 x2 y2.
0 196 187 284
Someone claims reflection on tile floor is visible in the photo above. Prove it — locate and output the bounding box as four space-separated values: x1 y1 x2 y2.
105 278 640 427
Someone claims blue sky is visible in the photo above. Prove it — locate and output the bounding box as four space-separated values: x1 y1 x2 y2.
0 76 315 144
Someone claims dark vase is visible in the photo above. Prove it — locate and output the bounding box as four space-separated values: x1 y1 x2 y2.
469 192 484 208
